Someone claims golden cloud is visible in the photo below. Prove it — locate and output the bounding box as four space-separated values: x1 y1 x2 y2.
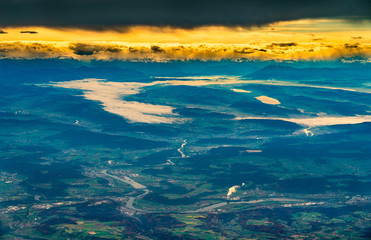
0 19 370 61
0 41 370 61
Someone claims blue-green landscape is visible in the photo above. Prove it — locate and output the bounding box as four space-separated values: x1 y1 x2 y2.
0 59 370 239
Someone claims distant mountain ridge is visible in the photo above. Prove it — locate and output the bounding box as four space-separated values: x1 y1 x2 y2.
245 65 371 81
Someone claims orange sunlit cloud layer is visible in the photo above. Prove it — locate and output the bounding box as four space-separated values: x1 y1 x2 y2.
0 19 370 61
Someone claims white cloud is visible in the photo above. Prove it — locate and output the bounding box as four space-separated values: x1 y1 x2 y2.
255 96 280 105
41 76 371 126
240 80 371 94
231 88 252 93
303 128 314 136
227 185 240 199
45 79 179 124
235 115 371 127
42 76 246 124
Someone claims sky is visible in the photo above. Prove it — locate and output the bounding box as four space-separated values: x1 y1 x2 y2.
0 0 370 61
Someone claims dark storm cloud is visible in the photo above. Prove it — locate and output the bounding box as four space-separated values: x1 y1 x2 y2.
20 31 38 34
268 42 298 48
344 43 360 49
151 45 164 53
0 0 370 29
69 43 122 56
